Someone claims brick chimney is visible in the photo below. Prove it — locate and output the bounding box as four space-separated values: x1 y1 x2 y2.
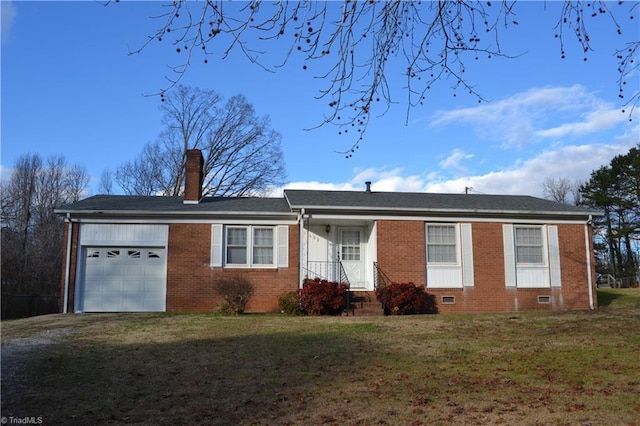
184 149 204 204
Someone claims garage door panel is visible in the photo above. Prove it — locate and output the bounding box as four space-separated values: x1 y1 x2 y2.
81 246 166 312
124 264 144 277
143 268 164 281
142 297 164 311
121 298 143 312
103 277 124 293
123 280 146 294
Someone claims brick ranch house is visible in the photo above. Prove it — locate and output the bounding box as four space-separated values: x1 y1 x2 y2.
56 150 601 314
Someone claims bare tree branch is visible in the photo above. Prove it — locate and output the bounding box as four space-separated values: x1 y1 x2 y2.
117 1 638 153
1 153 89 295
115 86 286 197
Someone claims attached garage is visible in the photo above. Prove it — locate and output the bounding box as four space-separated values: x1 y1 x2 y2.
82 247 166 312
76 224 168 312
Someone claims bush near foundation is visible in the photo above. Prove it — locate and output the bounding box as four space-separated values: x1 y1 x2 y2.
375 282 438 315
213 276 255 314
299 278 348 315
278 291 305 315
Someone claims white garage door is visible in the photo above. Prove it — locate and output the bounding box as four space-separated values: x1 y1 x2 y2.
82 247 167 312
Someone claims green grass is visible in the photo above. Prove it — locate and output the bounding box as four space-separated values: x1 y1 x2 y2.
597 287 640 307
2 290 639 425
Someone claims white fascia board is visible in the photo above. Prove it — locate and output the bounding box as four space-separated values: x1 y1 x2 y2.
72 217 297 225
303 213 589 225
291 205 601 218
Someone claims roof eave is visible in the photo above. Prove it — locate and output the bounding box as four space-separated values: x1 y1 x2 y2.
287 205 601 218
55 209 297 218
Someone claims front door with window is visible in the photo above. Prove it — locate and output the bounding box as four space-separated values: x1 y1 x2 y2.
340 228 368 289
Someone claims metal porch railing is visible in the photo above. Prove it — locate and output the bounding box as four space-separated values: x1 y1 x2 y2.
302 260 353 314
373 261 393 290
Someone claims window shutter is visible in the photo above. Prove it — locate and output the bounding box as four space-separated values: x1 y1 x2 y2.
461 223 474 287
211 224 223 267
548 225 562 287
503 224 516 287
277 225 289 268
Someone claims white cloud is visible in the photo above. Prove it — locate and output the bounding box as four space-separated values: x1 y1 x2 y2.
0 165 13 184
425 142 636 197
283 167 427 193
430 85 626 147
535 108 629 138
438 149 474 175
1 1 17 44
279 141 636 198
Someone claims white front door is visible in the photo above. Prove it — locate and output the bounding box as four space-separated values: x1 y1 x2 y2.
340 228 368 289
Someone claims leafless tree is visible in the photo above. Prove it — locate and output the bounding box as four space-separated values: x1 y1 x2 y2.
1 153 89 296
98 168 114 194
115 85 286 197
542 176 581 205
118 0 639 154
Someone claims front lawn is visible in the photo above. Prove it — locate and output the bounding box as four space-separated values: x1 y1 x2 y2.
2 290 639 425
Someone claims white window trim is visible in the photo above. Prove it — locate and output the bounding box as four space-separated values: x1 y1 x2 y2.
226 225 275 268
426 223 474 288
504 224 560 289
210 224 288 269
426 223 460 266
514 225 548 267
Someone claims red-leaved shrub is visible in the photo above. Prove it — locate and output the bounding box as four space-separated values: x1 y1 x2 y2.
375 282 438 315
299 278 348 315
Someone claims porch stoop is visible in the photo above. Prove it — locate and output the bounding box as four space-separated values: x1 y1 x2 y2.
346 291 384 316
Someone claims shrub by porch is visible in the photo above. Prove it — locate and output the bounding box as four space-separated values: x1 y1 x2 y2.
375 282 438 315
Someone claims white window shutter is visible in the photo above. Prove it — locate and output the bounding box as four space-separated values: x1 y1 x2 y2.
461 223 474 286
277 225 289 268
211 224 223 267
548 225 562 287
503 224 516 287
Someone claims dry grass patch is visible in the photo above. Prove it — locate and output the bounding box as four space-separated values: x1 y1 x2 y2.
2 290 639 425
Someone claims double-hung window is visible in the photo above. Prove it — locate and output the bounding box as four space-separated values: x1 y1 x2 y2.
425 223 474 288
225 226 274 267
427 225 457 263
252 228 274 265
503 224 560 288
515 226 544 264
226 227 249 265
212 224 288 268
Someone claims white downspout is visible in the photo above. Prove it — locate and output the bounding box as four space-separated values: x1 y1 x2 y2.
63 213 73 314
298 208 305 289
584 215 595 310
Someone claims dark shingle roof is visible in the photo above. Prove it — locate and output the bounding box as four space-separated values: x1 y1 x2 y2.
283 190 599 218
56 190 600 220
56 195 293 216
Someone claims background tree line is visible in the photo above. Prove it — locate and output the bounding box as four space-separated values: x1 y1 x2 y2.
1 155 88 297
579 145 640 281
1 86 286 301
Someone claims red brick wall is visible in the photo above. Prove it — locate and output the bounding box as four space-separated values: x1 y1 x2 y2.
558 223 598 310
375 221 596 314
376 220 426 285
166 223 299 313
62 219 596 314
184 150 204 202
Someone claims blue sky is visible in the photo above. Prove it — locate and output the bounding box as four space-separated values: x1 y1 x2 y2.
2 1 638 198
